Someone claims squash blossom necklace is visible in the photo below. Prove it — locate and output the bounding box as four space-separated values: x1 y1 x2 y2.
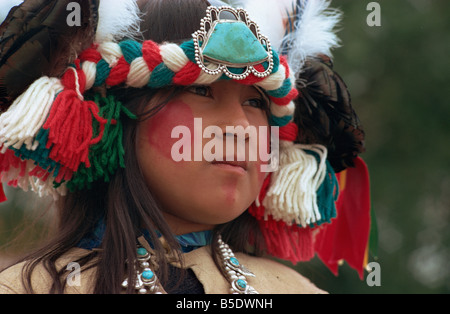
122 235 258 294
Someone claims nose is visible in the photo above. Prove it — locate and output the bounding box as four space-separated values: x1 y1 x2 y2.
216 95 251 135
217 97 254 164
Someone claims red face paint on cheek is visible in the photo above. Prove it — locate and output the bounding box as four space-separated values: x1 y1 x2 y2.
222 178 238 204
146 100 195 161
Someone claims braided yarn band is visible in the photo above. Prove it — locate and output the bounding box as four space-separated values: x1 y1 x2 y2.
0 36 297 198
80 39 297 126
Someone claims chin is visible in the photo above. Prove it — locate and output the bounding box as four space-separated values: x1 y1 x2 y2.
206 204 251 225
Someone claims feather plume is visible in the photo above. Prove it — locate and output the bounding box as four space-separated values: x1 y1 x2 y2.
0 0 100 111
95 0 141 43
281 0 341 75
238 0 287 51
0 0 23 24
236 0 340 75
294 55 365 172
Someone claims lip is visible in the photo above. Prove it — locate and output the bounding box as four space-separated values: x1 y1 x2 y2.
211 160 248 174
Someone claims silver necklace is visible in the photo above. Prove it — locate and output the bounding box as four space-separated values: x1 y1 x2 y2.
121 245 165 294
217 235 258 294
122 235 258 294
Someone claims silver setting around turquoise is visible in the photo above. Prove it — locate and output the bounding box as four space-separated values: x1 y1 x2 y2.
192 6 274 80
122 245 165 294
122 236 258 294
217 235 259 294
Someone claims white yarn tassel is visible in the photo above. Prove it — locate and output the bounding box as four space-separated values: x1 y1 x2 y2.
263 142 327 227
34 177 68 200
0 77 63 151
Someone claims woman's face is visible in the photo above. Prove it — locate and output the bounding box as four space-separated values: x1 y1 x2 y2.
136 80 270 235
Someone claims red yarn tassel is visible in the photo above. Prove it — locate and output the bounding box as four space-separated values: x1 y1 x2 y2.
43 65 107 173
0 146 25 174
0 146 27 190
0 146 11 174
28 166 51 182
54 167 74 184
253 207 315 263
0 183 6 203
249 173 315 263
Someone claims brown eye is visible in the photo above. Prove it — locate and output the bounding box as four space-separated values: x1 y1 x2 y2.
243 98 265 109
186 85 212 97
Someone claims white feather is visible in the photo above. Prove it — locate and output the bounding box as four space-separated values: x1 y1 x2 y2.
239 0 287 51
237 0 340 75
96 0 142 43
0 0 23 24
284 0 342 74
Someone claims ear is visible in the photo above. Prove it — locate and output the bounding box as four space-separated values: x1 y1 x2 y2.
0 0 100 111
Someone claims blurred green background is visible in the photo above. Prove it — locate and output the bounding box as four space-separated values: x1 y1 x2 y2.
295 0 450 294
1 0 449 293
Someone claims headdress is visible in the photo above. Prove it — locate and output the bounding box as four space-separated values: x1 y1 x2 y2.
0 0 372 278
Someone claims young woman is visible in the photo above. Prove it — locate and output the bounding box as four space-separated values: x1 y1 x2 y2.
0 0 369 294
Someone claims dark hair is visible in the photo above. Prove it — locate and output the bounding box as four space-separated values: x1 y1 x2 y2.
13 0 265 294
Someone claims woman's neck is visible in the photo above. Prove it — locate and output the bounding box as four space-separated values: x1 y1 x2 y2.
161 211 215 236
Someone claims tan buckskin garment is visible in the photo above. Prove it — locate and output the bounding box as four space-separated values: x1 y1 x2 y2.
0 241 326 294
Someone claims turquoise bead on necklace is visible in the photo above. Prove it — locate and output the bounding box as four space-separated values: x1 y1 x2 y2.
122 236 258 294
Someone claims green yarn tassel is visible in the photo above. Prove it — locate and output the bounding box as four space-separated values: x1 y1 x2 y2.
314 160 339 226
296 150 338 229
66 94 137 191
11 129 63 178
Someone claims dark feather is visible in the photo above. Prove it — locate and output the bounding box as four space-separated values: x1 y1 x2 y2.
0 0 100 112
294 55 365 172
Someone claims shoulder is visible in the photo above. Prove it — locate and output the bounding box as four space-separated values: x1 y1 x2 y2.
0 261 33 294
0 248 96 294
184 246 326 294
236 253 327 294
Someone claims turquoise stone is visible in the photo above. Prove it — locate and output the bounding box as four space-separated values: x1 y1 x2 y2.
142 270 154 280
137 247 148 257
202 21 268 66
230 257 240 266
236 279 247 290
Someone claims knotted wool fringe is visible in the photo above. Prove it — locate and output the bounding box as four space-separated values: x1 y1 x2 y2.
0 77 64 151
66 94 137 192
0 78 69 198
0 66 108 198
263 142 328 227
43 66 108 174
249 174 315 263
0 145 67 199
